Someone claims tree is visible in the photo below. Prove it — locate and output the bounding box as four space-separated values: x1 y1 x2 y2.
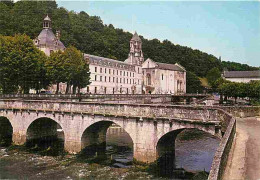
186 71 203 93
62 46 90 94
206 67 221 90
45 50 67 94
0 34 48 94
46 46 90 94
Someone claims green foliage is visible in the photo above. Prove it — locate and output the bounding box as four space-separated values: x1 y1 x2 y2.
206 67 221 87
186 71 203 93
0 34 48 94
46 46 90 94
217 80 260 102
221 61 259 71
2 1 256 78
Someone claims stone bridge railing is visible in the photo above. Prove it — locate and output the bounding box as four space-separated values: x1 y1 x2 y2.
0 93 209 104
0 99 223 123
208 108 236 180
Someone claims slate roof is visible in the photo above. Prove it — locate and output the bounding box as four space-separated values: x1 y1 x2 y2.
36 29 65 49
131 32 141 41
156 62 185 71
84 54 135 71
223 70 260 78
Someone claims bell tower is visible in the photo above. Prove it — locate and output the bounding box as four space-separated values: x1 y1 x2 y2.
43 14 52 29
128 32 144 65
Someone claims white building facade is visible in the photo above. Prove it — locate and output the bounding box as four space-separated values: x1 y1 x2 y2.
222 71 260 83
34 16 186 94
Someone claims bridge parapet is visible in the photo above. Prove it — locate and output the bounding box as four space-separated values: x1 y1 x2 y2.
0 99 223 123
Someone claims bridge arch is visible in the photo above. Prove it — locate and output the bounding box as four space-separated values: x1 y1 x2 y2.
156 127 220 176
0 116 13 146
80 120 134 158
26 117 65 154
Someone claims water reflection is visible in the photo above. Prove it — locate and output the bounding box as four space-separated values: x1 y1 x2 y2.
106 126 220 174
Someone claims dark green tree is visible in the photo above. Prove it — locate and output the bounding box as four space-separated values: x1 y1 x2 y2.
186 71 204 93
0 34 48 94
62 46 90 94
206 67 221 89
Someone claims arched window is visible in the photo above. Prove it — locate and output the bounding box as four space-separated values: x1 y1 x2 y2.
147 73 151 85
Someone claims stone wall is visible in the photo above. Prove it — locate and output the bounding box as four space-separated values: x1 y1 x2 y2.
218 106 260 118
208 110 236 180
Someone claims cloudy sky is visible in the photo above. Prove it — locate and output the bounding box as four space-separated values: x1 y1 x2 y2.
57 1 260 67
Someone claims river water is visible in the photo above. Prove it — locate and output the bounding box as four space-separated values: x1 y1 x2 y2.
0 126 219 179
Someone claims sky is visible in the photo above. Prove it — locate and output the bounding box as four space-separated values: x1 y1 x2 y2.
57 1 260 67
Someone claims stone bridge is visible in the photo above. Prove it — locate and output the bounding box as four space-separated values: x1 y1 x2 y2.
0 99 225 163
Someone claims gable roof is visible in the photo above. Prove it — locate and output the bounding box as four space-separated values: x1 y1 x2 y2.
223 70 260 78
157 62 185 71
143 58 185 72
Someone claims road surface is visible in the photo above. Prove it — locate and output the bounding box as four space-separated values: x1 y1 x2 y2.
224 117 260 180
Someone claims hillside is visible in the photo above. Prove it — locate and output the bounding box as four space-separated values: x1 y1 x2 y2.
0 1 258 78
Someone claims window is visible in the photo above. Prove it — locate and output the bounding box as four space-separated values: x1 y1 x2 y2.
120 78 122 83
120 71 122 76
105 76 106 82
116 78 118 83
127 72 128 76
133 73 135 77
130 79 131 84
113 70 115 75
117 70 118 75
87 86 89 93
109 77 111 82
100 76 102 81
113 88 115 94
94 87 97 94
109 69 111 74
123 78 125 84
127 79 128 84
147 73 151 85
95 67 97 72
100 68 102 73
104 87 107 94
130 73 131 77
105 68 107 73
124 71 125 76
95 75 97 81
113 77 115 82
162 74 164 80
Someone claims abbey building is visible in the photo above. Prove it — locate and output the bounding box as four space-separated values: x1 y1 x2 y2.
34 15 186 94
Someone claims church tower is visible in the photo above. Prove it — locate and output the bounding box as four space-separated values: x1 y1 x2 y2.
127 32 144 65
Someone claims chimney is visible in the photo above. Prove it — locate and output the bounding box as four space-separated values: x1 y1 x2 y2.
56 30 60 40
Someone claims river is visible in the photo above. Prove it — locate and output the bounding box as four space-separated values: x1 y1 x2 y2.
0 125 219 179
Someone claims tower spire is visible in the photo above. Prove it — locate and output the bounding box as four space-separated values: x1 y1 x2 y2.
128 32 144 65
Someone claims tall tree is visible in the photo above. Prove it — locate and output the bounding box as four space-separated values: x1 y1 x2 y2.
206 67 221 89
0 34 48 94
63 46 90 94
186 71 203 93
46 46 90 94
